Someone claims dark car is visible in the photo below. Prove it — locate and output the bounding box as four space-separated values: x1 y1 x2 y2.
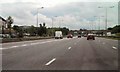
78 35 81 38
67 34 73 38
87 34 95 40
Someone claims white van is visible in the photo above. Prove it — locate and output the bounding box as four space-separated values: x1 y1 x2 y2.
55 31 63 39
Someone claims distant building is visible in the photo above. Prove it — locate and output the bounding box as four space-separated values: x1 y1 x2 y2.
20 26 31 29
0 16 7 34
69 30 112 36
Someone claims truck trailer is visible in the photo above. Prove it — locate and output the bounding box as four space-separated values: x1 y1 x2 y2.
55 31 63 39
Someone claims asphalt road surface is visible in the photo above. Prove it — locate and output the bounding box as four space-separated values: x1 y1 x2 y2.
1 37 118 70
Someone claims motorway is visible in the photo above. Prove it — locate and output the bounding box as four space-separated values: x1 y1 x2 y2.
1 37 118 70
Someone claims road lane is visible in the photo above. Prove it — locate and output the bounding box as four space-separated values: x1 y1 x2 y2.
43 37 118 70
2 37 118 70
96 37 118 49
2 38 77 70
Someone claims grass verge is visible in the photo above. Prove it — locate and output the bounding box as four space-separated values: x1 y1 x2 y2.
99 36 120 40
1 37 53 43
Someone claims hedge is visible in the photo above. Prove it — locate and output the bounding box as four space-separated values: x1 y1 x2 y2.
1 37 52 43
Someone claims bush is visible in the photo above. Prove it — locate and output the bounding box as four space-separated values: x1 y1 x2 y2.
116 33 120 37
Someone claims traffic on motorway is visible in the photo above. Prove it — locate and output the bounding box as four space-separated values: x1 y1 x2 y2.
0 0 119 71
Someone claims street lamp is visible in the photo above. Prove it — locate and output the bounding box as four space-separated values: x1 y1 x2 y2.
59 18 64 28
94 16 104 30
51 16 57 36
36 7 44 27
94 16 98 30
98 6 114 36
52 16 57 28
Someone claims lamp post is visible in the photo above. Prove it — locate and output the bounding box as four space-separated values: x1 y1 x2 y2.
94 16 98 30
36 7 44 27
98 6 114 36
51 16 57 36
52 16 57 28
94 16 104 30
59 18 64 28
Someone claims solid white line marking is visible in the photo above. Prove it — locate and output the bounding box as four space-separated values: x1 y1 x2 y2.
30 43 38 45
45 58 56 66
1 47 14 50
30 43 35 45
0 48 2 49
35 43 40 44
68 47 72 50
40 42 46 44
46 41 52 42
112 46 117 50
2 40 63 50
10 46 19 48
0 47 13 50
21 44 27 46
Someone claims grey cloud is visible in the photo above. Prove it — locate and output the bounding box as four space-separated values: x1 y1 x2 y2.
0 2 118 30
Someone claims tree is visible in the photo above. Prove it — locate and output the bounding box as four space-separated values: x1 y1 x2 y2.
43 22 46 27
13 25 23 38
38 23 47 36
7 16 14 37
28 25 36 36
111 25 120 34
108 27 113 30
61 27 69 35
13 25 19 33
42 23 47 36
38 24 43 36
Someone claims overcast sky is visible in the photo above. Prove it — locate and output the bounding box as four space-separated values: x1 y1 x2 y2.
0 0 119 30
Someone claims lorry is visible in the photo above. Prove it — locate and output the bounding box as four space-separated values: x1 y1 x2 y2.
55 31 63 39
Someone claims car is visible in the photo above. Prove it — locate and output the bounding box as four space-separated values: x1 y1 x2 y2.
67 34 73 38
87 34 95 40
78 35 81 38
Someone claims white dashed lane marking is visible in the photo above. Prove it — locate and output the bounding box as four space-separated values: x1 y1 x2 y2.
45 58 56 66
68 47 72 50
10 46 19 48
112 46 117 50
